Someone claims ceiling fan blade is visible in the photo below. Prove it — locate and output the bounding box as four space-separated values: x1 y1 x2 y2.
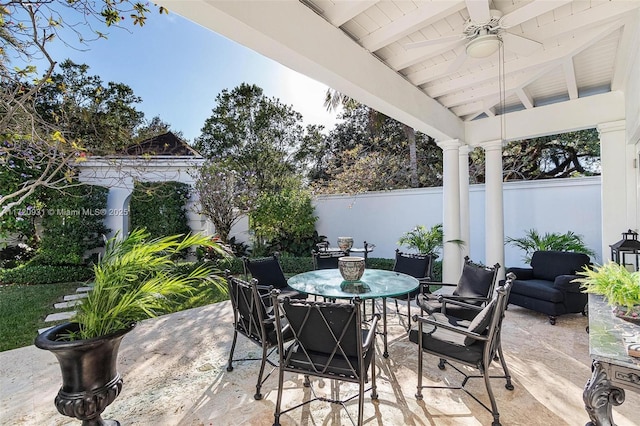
446 49 469 73
502 32 542 56
465 0 491 23
405 34 465 49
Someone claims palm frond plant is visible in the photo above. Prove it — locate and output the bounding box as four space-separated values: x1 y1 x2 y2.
505 229 595 264
397 224 464 257
575 262 640 312
73 228 228 340
35 229 229 425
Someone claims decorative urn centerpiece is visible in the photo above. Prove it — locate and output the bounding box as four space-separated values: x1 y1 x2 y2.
34 230 228 425
338 256 365 282
337 236 354 252
576 261 640 324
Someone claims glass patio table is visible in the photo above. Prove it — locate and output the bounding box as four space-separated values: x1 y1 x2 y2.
287 268 419 358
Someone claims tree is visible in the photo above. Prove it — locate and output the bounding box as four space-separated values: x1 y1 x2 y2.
35 60 145 154
0 0 166 218
195 83 305 193
307 101 442 193
470 129 600 183
192 161 257 242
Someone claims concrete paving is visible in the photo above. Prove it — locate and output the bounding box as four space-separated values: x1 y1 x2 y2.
2 300 640 426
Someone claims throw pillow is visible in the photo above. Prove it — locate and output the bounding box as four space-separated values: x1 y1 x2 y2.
463 298 497 346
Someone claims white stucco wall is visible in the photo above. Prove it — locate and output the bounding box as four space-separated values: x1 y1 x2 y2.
313 177 603 269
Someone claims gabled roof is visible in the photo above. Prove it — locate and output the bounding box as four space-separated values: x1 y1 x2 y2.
121 132 201 156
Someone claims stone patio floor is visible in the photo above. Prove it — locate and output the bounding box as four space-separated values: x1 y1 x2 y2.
1 299 639 426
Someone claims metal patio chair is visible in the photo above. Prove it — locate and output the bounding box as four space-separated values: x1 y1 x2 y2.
270 294 379 426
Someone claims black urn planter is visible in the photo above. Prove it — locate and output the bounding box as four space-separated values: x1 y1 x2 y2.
35 322 135 426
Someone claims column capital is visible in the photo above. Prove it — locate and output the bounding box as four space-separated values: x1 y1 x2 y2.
458 144 472 155
597 120 625 135
481 139 504 152
437 139 461 151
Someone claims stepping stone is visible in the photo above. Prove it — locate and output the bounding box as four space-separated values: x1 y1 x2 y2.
64 293 88 301
54 300 82 309
76 286 93 293
44 311 75 322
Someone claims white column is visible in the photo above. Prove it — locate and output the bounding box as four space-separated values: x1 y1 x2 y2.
437 139 462 283
598 120 632 261
483 140 505 278
459 144 471 259
104 187 132 239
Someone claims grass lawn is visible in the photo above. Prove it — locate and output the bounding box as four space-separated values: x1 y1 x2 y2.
0 282 82 352
0 279 231 353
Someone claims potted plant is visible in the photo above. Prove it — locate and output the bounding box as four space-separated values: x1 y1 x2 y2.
35 229 227 425
505 228 595 264
397 224 464 257
575 261 640 323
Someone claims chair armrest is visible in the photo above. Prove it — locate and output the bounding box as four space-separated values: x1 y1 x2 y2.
413 314 488 342
438 296 487 311
553 275 583 293
363 314 380 349
505 267 533 280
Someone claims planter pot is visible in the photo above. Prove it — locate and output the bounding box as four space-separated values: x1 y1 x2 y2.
337 236 354 251
612 305 640 324
35 322 135 426
338 256 365 281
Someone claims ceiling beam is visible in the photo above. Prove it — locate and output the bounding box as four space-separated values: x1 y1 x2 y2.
323 0 379 27
611 17 640 91
562 58 578 100
156 0 463 141
465 91 625 144
500 0 573 28
361 1 466 52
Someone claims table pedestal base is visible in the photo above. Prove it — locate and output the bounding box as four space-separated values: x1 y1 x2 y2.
583 360 625 426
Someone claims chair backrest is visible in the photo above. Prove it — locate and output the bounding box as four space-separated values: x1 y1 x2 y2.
243 254 288 289
452 256 501 300
482 274 514 361
272 296 365 378
393 249 434 280
226 273 271 344
312 249 346 270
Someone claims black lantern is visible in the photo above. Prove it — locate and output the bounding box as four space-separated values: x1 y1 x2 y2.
610 230 640 271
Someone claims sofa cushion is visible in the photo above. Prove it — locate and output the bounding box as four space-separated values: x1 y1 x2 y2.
511 279 564 303
530 251 590 282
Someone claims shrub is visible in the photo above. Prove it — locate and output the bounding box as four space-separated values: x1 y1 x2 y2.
0 264 94 285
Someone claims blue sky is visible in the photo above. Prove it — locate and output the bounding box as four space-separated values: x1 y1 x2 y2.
48 10 339 142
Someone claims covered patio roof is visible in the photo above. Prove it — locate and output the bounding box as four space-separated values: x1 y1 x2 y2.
156 0 640 280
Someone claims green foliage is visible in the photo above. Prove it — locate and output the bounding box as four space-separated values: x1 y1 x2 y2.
29 185 109 266
73 229 228 340
0 265 94 285
35 61 145 154
575 262 640 310
0 282 81 352
397 224 463 258
130 181 191 240
250 183 318 256
305 102 442 193
195 83 305 193
505 229 596 264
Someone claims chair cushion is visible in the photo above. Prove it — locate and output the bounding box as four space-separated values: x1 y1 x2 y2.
453 262 495 299
511 279 564 303
463 298 496 346
409 327 483 365
530 251 590 282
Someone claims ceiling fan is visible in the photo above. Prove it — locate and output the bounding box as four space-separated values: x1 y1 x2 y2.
406 7 542 73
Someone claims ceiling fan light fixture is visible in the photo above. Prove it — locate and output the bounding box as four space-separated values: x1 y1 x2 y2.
466 34 501 58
